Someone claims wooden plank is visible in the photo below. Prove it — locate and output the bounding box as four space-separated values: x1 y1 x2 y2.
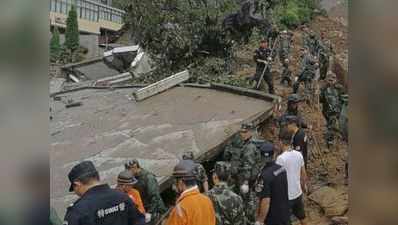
133 70 190 101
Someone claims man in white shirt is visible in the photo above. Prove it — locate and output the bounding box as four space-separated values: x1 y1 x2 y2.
276 127 309 225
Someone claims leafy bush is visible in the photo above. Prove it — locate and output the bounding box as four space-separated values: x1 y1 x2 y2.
274 0 317 28
50 26 61 63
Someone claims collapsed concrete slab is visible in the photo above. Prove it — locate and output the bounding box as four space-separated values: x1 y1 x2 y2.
50 84 278 217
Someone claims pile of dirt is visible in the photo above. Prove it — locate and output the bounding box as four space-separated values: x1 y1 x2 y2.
234 14 349 225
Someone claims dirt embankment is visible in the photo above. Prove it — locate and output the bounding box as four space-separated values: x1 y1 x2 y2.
233 13 349 224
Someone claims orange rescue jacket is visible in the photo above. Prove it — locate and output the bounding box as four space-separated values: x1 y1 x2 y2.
127 188 146 214
166 186 216 225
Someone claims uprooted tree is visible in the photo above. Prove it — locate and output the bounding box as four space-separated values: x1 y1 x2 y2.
115 0 317 84
116 0 273 82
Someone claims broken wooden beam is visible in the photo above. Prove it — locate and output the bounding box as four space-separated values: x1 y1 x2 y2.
133 70 190 101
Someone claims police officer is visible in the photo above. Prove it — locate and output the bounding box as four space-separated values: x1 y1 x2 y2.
253 40 275 94
237 123 262 224
255 140 290 225
166 160 216 225
207 161 246 225
320 72 345 147
182 151 209 193
125 159 167 223
64 161 145 225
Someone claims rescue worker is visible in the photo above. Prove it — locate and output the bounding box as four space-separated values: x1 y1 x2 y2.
304 31 318 56
125 159 167 223
253 40 275 94
279 94 309 129
255 141 290 225
166 160 216 225
64 161 145 225
223 133 244 189
318 32 332 80
278 30 293 64
182 151 209 193
285 116 309 168
276 128 309 225
280 58 292 86
293 54 319 94
116 170 146 215
207 161 246 225
237 123 261 224
319 72 345 147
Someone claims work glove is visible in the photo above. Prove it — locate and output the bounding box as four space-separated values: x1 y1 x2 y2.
145 213 152 223
240 181 249 194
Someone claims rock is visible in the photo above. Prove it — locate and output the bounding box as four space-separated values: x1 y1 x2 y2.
309 186 348 216
331 216 348 225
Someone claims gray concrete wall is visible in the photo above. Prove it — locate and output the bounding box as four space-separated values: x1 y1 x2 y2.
60 33 104 58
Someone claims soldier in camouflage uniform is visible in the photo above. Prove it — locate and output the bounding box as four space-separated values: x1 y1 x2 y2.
278 30 293 64
125 159 167 224
207 161 246 225
223 133 244 190
280 58 292 86
304 30 319 56
320 72 345 148
182 151 209 193
279 94 310 129
293 54 319 94
237 123 262 224
318 32 333 80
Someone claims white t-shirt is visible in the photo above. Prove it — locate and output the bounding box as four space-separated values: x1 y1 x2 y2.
276 149 304 200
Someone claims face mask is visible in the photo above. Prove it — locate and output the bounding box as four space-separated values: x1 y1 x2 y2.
240 184 249 194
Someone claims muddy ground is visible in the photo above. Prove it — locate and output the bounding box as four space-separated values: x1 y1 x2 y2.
232 13 349 224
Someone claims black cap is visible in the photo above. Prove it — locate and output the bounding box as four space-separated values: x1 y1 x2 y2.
287 94 301 103
182 151 194 160
260 142 275 162
241 123 255 131
68 161 98 192
117 170 138 185
172 160 197 180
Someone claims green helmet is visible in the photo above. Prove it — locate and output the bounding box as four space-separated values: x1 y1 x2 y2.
172 160 197 180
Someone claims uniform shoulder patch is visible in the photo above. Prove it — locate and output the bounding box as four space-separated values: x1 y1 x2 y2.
273 167 286 176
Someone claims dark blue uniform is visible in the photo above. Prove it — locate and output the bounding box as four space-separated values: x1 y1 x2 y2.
255 162 291 225
64 184 145 225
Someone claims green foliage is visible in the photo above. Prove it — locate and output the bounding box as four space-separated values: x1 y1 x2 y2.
274 0 316 28
50 26 61 62
65 5 79 51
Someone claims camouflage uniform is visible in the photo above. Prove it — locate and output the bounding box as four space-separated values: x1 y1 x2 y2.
320 76 345 147
280 59 292 86
238 138 261 224
194 163 208 193
293 55 318 94
223 134 244 189
304 32 319 56
134 168 167 220
318 39 332 80
208 161 246 225
278 31 293 63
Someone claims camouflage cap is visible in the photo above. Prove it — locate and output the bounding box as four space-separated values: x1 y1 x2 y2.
287 94 301 103
212 161 231 181
241 122 255 131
